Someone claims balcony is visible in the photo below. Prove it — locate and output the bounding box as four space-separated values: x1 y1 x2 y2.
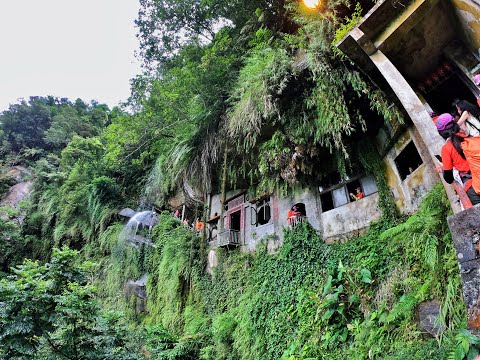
214 229 241 247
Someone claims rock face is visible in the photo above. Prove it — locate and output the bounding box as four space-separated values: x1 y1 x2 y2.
124 274 147 313
0 166 34 223
207 250 218 275
416 299 444 337
118 208 137 218
4 166 32 183
1 181 34 208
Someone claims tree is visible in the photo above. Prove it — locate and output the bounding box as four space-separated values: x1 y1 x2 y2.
44 108 97 148
0 247 142 359
0 97 53 153
135 0 292 69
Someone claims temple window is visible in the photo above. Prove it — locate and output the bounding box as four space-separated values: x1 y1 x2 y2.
319 175 378 212
394 141 423 180
256 198 271 226
229 210 241 231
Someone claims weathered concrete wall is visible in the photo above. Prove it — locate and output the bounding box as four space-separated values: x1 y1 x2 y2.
275 188 322 238
322 193 382 243
242 198 275 251
384 0 456 82
209 190 246 215
452 0 480 54
207 137 440 249
384 127 440 214
243 222 276 252
276 188 321 230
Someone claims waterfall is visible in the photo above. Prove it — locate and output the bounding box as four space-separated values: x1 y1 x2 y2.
119 210 158 248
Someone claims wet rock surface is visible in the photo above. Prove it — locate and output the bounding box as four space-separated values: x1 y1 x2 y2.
416 299 444 337
124 274 147 313
3 166 32 183
448 207 480 333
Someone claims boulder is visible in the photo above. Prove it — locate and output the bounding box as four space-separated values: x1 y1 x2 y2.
126 234 156 248
416 299 444 337
4 166 32 183
207 250 218 275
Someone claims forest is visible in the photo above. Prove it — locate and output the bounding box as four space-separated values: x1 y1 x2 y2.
0 0 477 359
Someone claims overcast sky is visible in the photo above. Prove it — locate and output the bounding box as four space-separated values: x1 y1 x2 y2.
0 0 141 111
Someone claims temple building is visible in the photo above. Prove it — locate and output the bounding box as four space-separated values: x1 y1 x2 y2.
203 0 480 251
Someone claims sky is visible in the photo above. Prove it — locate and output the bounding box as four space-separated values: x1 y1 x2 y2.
0 0 141 111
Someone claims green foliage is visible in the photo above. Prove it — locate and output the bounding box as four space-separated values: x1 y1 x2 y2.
358 140 398 223
44 106 103 147
0 1 471 359
134 186 465 360
146 213 200 331
0 216 25 273
227 45 293 150
0 247 142 359
332 3 363 46
0 97 110 165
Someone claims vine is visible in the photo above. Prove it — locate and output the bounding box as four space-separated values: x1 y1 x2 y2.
358 140 398 224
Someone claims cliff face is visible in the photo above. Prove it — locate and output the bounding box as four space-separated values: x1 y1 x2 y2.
0 166 33 223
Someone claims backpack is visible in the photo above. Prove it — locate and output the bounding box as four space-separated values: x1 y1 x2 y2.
461 137 480 193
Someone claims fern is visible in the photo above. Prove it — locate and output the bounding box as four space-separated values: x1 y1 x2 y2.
424 234 438 270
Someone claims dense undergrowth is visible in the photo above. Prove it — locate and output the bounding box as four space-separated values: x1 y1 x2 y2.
86 184 473 360
1 0 478 358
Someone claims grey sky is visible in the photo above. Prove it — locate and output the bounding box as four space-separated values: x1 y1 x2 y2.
0 0 141 111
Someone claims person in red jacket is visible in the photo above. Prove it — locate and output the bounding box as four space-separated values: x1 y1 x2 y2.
349 187 364 201
287 205 301 225
435 114 480 205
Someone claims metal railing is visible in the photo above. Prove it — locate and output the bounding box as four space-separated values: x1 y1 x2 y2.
215 229 241 247
288 215 307 227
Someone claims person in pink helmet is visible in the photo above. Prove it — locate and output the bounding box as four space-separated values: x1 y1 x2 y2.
474 74 480 107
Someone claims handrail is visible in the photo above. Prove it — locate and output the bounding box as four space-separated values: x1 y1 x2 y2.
216 229 241 247
288 215 307 227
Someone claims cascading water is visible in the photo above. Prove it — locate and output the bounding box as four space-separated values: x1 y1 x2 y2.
119 210 158 248
118 210 158 307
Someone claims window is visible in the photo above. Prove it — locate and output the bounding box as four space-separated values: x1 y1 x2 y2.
256 198 271 226
319 175 378 213
394 141 423 180
230 210 241 231
320 192 334 212
346 180 362 201
332 187 349 207
293 203 306 217
360 175 377 196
